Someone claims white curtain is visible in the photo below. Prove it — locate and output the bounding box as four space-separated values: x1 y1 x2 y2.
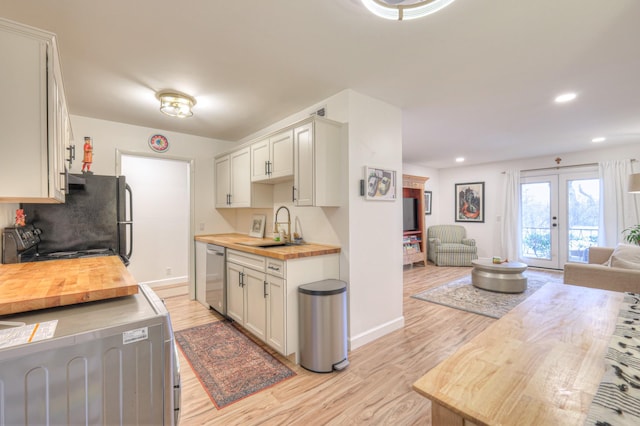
598 160 640 246
500 169 521 261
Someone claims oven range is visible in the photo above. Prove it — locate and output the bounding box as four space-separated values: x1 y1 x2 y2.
2 225 118 264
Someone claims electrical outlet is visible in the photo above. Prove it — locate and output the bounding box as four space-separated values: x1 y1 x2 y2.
166 267 171 275
199 222 205 231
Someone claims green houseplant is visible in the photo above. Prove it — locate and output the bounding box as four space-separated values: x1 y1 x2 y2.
622 225 640 245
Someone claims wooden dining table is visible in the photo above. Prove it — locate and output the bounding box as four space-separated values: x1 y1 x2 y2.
412 282 624 426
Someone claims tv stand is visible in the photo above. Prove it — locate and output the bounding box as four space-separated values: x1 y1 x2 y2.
402 174 429 266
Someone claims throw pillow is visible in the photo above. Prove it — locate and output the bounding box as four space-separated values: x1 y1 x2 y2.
610 256 640 270
609 243 640 269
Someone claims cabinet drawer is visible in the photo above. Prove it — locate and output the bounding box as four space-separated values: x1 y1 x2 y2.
266 258 285 278
227 249 266 272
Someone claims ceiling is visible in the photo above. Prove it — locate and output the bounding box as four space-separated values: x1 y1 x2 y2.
1 0 639 169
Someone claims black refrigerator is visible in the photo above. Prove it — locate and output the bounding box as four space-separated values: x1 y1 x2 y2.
21 174 133 264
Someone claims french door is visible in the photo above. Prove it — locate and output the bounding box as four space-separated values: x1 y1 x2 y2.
520 171 600 269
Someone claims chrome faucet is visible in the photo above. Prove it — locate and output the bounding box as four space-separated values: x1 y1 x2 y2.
274 206 291 242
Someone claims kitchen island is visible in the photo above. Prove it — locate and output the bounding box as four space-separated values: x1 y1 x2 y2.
412 282 623 425
0 256 138 315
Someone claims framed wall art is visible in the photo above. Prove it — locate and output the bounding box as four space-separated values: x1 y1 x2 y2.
424 190 432 215
455 182 484 223
364 166 396 201
249 214 266 238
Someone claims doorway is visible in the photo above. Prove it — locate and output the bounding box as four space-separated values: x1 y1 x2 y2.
119 153 192 286
520 170 600 269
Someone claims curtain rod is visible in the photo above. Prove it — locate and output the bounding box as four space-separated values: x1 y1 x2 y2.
501 159 637 174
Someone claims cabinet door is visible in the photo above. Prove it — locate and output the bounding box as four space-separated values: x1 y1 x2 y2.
250 138 270 182
0 28 50 201
226 262 244 323
266 275 286 354
293 123 314 206
215 155 230 208
244 268 267 341
230 147 251 207
49 64 66 202
269 130 293 180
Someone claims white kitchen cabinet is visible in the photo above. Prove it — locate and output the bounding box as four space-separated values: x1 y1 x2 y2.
250 129 293 183
226 261 245 324
0 18 73 203
226 249 269 340
225 248 339 359
293 118 344 207
266 274 286 354
215 147 272 208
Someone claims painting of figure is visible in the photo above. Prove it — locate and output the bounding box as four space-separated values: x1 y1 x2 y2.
455 182 484 223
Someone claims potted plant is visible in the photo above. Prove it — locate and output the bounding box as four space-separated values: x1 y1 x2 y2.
622 225 640 245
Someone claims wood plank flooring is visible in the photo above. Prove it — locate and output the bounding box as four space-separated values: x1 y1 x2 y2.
158 264 563 425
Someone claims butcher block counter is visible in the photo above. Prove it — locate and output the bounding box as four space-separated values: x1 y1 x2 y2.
195 233 341 259
412 282 624 426
0 256 138 316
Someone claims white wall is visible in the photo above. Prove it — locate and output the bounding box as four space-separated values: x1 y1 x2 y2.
70 115 237 233
231 89 404 350
68 115 236 289
405 142 640 259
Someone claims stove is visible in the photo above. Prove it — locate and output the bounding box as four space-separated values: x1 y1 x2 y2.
2 225 118 264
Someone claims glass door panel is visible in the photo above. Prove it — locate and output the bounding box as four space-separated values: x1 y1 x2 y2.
563 175 600 264
521 176 558 268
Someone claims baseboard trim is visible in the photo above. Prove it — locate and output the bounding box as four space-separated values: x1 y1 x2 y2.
141 276 188 287
348 316 405 351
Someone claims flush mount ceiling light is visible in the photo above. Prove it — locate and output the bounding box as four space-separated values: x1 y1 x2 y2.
156 91 197 118
554 92 577 103
361 0 455 21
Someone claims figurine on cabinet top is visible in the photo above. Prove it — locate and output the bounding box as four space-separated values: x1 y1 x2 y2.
81 136 93 173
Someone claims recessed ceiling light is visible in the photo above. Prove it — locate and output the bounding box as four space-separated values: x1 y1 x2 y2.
554 92 577 103
592 137 606 143
455 157 465 163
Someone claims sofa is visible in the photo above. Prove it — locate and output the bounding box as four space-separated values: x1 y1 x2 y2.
427 225 478 266
563 245 640 293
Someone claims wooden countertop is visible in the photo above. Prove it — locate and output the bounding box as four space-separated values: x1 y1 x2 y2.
0 256 138 316
412 282 624 426
195 233 340 260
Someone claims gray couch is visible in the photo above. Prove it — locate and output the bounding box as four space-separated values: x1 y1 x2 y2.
563 246 640 293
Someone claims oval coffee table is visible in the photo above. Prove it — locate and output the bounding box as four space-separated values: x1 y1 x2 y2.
471 259 528 293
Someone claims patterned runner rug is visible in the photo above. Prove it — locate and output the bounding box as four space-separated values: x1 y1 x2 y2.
175 321 295 409
412 269 563 319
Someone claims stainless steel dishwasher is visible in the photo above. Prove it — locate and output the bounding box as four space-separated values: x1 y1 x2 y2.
206 244 227 316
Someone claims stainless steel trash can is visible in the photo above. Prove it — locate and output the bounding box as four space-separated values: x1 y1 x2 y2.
298 279 349 373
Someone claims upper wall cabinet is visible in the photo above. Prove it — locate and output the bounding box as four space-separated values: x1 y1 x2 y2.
250 129 293 183
0 18 73 203
215 147 272 208
293 118 345 207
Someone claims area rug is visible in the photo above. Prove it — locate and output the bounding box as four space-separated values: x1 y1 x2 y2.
175 321 296 409
411 270 563 319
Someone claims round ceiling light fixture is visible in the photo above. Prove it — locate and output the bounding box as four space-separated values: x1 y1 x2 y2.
361 0 456 21
156 90 197 118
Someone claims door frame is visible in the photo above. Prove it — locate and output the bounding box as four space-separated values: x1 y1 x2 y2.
520 166 599 269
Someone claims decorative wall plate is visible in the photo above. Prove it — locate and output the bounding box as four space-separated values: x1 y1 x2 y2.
149 134 169 152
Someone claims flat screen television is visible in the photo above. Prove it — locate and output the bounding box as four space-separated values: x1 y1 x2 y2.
402 197 418 232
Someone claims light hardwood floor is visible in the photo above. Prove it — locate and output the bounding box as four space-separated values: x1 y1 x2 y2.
159 264 563 425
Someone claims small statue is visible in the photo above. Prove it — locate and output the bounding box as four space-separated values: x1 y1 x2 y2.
82 136 93 173
15 209 25 227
